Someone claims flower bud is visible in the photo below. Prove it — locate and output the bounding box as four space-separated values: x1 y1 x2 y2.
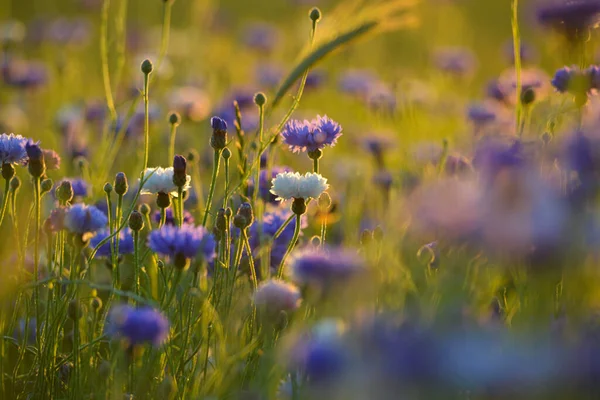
222 148 232 160
210 116 228 150
157 192 171 209
1 163 15 181
128 210 145 232
215 208 227 233
114 172 128 196
26 142 45 178
224 207 233 218
10 176 20 191
41 178 53 194
140 203 151 216
373 226 384 242
233 202 254 229
308 149 323 161
291 197 307 215
141 59 153 75
520 87 536 105
168 112 181 126
56 180 74 204
91 297 103 311
68 299 83 320
318 192 331 211
173 155 188 188
157 260 165 269
309 7 322 23
254 92 267 107
103 182 113 194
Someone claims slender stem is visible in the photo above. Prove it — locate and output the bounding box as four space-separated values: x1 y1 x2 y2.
143 72 151 172
242 230 258 290
100 0 117 121
320 214 327 248
511 0 522 135
223 155 230 208
277 214 301 279
33 177 41 348
0 178 10 229
202 149 222 227
115 194 123 288
156 1 173 72
273 214 294 240
133 230 140 304
252 104 265 208
159 207 167 228
312 157 319 174
168 122 178 165
177 187 184 228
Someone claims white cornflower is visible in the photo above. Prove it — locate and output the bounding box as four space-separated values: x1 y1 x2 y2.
270 172 329 200
253 280 302 314
140 167 190 197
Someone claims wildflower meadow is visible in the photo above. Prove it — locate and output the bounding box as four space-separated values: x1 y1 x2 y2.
4 0 600 398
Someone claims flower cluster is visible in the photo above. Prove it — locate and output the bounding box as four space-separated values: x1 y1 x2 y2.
89 228 134 258
281 115 342 153
107 305 169 347
148 224 216 268
63 203 108 235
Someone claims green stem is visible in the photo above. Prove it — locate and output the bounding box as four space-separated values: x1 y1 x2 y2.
202 150 222 227
277 214 302 279
223 154 230 208
168 122 178 165
242 230 258 290
320 214 327 248
143 72 151 172
0 178 10 229
133 230 140 304
156 1 173 72
159 207 167 228
100 0 117 121
33 177 41 349
252 104 265 208
511 0 522 135
177 187 184 228
312 157 319 174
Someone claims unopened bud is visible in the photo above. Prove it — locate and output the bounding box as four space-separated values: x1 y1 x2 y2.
57 180 74 203
114 172 128 196
103 182 113 194
157 192 171 209
128 210 145 232
141 59 153 75
169 112 181 126
173 155 188 188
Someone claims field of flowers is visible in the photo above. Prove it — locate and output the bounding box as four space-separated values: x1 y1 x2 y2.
4 0 600 398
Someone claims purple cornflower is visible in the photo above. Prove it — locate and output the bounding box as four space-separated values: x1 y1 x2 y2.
153 208 194 226
281 115 343 153
107 305 169 347
290 247 364 286
467 103 497 125
537 0 600 40
242 23 280 53
53 178 88 199
1 59 48 89
64 204 108 235
432 47 477 77
247 166 293 204
248 209 307 269
46 207 67 232
89 228 134 258
148 224 216 267
551 66 576 93
0 133 29 165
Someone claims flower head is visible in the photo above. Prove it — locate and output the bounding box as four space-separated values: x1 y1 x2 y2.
270 172 329 200
0 133 29 165
107 305 169 347
290 247 364 286
281 115 343 153
53 178 88 199
89 228 134 258
253 279 302 314
141 167 190 197
148 224 216 267
42 149 61 170
64 204 108 235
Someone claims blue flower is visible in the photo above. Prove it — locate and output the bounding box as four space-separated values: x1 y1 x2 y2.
537 0 600 39
210 116 227 132
551 66 575 93
290 247 364 286
153 208 195 226
0 133 29 165
89 228 134 258
247 166 292 204
53 178 88 199
467 103 497 125
281 115 343 153
64 204 108 235
107 305 169 346
148 224 216 263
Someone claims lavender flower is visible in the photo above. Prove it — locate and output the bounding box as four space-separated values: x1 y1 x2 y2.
64 204 108 235
0 133 29 165
290 247 364 286
89 228 134 258
148 224 216 268
253 280 302 314
432 47 477 77
281 115 343 153
467 103 497 125
107 305 169 347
